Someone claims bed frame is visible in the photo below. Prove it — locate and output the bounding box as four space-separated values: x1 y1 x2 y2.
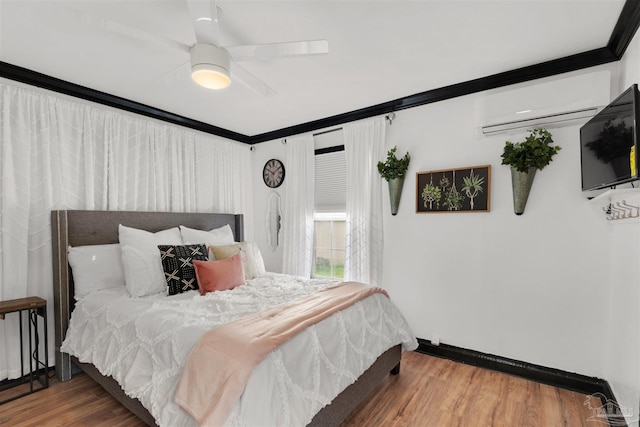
51 210 401 426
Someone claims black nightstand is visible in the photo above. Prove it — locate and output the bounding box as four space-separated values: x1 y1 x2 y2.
0 297 49 404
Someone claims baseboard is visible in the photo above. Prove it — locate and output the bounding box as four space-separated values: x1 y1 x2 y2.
416 338 628 427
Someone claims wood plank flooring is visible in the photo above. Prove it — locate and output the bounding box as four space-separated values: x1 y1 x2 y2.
0 373 145 427
0 351 601 426
342 351 599 426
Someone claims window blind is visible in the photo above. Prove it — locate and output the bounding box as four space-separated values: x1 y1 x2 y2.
314 150 346 212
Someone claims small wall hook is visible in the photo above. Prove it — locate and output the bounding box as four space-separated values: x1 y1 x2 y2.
619 200 640 218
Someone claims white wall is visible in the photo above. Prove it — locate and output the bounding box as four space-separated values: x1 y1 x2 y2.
603 29 640 426
381 68 615 378
251 60 638 388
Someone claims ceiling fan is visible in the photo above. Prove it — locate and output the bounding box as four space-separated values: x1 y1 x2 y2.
78 0 329 97
184 0 328 96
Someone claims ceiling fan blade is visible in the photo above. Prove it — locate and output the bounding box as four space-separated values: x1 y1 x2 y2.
186 0 221 46
227 40 329 62
56 4 189 54
231 62 277 97
153 60 191 86
104 20 190 54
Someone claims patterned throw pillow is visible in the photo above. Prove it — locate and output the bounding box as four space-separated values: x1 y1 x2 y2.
158 244 208 296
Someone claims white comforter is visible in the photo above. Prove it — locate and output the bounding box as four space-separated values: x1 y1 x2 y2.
61 273 417 427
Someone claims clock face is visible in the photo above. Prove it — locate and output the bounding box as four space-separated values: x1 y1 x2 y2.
263 159 285 188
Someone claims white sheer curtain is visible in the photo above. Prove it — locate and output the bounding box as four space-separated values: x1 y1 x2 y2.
0 82 251 380
343 117 386 285
281 134 315 277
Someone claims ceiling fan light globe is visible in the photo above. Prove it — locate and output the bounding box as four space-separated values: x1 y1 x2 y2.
190 43 231 90
192 65 230 89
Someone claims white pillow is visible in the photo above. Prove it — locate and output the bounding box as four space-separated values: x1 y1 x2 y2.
118 224 183 297
209 242 266 279
68 244 125 300
180 224 235 246
252 243 267 277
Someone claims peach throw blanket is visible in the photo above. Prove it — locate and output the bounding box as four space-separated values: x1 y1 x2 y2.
174 281 389 427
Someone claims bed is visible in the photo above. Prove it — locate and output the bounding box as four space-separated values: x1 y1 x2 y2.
51 210 416 426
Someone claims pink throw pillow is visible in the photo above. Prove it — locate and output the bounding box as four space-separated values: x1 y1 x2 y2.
193 254 245 295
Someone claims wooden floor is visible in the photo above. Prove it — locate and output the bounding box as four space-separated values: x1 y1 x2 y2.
342 352 600 427
0 352 601 427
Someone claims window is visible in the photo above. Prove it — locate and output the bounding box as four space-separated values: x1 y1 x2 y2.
313 212 346 279
313 136 346 279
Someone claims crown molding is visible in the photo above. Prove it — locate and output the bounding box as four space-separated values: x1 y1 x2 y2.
0 61 252 144
0 0 637 145
607 0 640 58
249 47 618 143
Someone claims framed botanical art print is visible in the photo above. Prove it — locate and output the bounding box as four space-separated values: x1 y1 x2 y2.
416 165 491 213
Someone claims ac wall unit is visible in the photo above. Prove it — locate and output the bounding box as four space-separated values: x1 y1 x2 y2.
475 71 610 136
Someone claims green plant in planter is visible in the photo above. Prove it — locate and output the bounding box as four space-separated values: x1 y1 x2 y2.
378 146 410 215
501 128 561 172
377 146 411 180
439 176 450 189
421 182 441 209
442 185 465 211
461 170 485 210
501 128 561 215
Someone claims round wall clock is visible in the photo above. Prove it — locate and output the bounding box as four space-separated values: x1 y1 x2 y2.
263 158 285 188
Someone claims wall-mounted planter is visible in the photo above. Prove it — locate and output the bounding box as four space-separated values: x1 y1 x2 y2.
377 146 411 216
501 129 561 216
388 176 405 216
510 167 536 215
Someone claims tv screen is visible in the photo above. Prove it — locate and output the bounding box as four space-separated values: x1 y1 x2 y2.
580 84 639 191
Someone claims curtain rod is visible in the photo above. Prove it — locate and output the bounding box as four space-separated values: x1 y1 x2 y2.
312 112 396 137
313 127 342 137
281 113 396 143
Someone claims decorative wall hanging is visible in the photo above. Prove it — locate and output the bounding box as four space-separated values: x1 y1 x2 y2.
416 165 491 213
266 192 282 250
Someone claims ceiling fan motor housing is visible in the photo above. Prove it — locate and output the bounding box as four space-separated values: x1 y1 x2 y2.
190 43 231 89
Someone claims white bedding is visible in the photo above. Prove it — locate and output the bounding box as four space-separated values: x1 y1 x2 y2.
61 273 417 427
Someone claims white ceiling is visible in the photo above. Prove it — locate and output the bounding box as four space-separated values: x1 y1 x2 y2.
0 0 626 137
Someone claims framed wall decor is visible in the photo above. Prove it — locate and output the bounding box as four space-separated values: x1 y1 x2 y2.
416 165 491 213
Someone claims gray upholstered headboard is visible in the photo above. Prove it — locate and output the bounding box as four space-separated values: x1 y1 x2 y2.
50 210 244 381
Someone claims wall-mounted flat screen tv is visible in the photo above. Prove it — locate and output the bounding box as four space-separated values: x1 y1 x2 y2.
580 84 639 191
